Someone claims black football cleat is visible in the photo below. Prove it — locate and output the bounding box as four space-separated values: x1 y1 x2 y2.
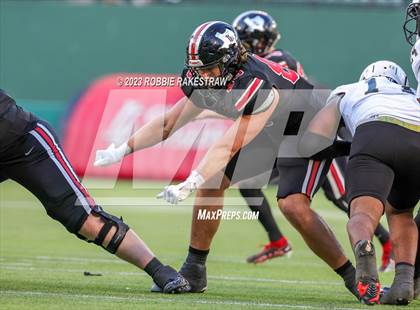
149 265 191 294
178 261 207 293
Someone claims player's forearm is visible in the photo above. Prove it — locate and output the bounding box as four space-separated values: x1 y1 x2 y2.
196 101 278 181
195 141 237 181
126 97 198 153
127 116 170 152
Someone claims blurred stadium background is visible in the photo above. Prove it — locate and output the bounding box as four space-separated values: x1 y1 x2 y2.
0 0 411 131
1 1 418 309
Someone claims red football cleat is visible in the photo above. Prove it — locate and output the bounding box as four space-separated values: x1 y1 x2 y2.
379 240 395 272
246 237 292 264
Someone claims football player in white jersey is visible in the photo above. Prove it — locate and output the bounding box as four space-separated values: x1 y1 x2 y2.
301 61 420 305
404 1 420 300
404 0 420 99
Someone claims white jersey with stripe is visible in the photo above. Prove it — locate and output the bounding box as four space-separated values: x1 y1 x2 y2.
329 77 420 136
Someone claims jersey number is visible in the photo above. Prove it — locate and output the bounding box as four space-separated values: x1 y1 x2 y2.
256 55 300 85
364 78 378 95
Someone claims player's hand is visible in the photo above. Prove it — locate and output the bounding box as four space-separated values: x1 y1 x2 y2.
157 171 205 204
94 143 131 167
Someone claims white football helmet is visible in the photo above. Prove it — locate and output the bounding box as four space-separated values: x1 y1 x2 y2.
359 60 409 87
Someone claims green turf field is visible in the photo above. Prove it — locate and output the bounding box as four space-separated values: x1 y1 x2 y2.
0 179 417 309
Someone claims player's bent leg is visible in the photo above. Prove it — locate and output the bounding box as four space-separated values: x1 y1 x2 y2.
190 173 229 250
178 172 230 293
345 144 396 304
384 204 417 269
275 158 357 298
347 197 383 246
278 194 347 269
277 194 357 298
324 158 393 272
347 196 383 305
239 187 291 264
78 211 189 293
3 121 190 294
380 204 416 305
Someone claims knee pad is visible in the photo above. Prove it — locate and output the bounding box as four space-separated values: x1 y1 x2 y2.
91 209 130 254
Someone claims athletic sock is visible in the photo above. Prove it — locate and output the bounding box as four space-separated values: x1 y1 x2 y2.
186 246 209 265
395 262 414 275
144 257 164 277
270 236 288 248
239 188 283 241
374 224 390 245
335 260 358 297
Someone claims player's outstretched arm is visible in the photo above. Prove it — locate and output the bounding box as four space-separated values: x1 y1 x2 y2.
94 96 202 166
157 88 279 204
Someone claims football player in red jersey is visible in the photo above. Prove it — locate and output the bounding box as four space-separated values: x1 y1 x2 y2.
95 21 357 298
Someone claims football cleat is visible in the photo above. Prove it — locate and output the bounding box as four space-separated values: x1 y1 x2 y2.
246 237 292 264
162 275 191 294
354 240 381 305
152 261 207 293
357 278 381 305
380 284 413 305
380 265 414 306
179 261 207 293
149 265 191 294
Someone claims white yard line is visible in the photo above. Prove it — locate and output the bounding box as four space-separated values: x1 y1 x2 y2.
0 290 362 310
0 263 342 287
0 254 325 268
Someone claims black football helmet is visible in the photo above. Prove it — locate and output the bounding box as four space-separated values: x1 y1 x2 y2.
232 10 280 55
186 21 242 81
404 0 420 46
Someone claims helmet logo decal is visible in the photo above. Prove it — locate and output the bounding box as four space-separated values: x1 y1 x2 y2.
189 21 216 60
243 16 265 32
215 29 236 49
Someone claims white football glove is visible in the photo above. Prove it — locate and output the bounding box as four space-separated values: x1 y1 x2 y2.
157 171 205 204
94 142 132 167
